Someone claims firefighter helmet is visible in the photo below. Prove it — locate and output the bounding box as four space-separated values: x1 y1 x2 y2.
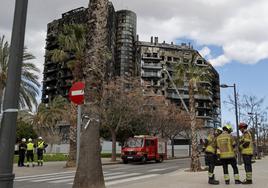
223 124 233 132
22 138 26 142
239 122 248 129
28 138 32 142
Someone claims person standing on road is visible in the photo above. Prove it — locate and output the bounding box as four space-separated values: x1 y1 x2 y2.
204 128 222 185
26 138 35 167
18 138 27 167
239 122 254 184
216 125 242 184
36 136 48 166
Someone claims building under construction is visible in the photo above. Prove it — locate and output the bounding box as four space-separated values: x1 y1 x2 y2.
42 4 220 128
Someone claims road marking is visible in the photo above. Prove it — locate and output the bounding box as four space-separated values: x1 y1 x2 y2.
31 175 75 182
105 173 140 180
15 171 75 180
148 167 177 172
68 173 141 185
105 174 159 186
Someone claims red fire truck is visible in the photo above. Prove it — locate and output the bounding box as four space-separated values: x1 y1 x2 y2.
121 135 167 164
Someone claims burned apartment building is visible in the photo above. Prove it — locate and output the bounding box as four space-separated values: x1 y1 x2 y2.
42 5 137 103
42 4 220 128
136 37 221 128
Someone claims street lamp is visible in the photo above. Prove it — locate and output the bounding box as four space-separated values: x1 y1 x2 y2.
248 112 261 159
220 83 242 165
0 0 28 187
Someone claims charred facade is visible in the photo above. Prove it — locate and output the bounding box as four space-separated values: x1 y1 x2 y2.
136 38 221 127
42 4 220 127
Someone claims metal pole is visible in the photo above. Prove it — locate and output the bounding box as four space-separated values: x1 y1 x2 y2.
76 105 82 167
255 114 260 159
163 69 189 113
0 0 28 187
233 84 242 165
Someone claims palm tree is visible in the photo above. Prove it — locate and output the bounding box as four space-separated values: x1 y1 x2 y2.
34 96 69 152
73 0 109 187
0 35 40 113
50 24 86 167
51 24 86 81
174 52 213 172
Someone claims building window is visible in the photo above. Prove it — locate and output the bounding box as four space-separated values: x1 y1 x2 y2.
167 56 172 61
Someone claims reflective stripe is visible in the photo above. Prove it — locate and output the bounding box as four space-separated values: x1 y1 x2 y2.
246 172 252 180
38 141 44 149
234 174 240 180
208 172 213 178
224 174 230 180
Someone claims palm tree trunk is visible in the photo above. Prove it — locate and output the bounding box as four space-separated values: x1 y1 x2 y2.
66 104 78 167
0 87 3 114
189 81 201 172
66 126 77 167
110 129 117 161
73 0 109 187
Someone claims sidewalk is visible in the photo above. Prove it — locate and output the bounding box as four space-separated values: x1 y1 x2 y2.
14 158 120 177
119 157 268 188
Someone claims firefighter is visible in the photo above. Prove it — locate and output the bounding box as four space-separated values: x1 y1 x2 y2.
26 138 35 167
239 122 253 184
18 138 27 167
204 127 222 185
36 137 48 166
216 125 241 184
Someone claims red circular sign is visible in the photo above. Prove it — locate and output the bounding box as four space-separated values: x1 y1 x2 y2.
69 82 85 105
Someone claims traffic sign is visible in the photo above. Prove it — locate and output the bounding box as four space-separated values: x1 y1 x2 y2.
69 82 85 105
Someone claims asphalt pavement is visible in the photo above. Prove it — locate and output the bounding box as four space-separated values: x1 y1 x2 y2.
14 157 195 188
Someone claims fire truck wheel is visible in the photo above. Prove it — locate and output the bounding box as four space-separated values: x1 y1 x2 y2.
156 156 163 163
141 156 147 164
123 159 128 164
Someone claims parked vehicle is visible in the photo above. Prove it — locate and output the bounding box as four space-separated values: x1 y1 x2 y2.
121 135 167 164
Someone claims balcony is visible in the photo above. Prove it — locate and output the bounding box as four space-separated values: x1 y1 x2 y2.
142 55 162 61
142 63 162 69
166 92 188 100
141 72 162 78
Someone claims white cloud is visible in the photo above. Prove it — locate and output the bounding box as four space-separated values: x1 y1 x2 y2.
209 55 230 67
199 46 211 59
1 0 268 72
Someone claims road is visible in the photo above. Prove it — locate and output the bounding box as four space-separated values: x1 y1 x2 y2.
14 158 204 188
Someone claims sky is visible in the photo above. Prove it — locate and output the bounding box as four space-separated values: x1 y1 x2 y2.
1 0 268 128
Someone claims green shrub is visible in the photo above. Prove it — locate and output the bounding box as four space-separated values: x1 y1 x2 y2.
14 153 120 163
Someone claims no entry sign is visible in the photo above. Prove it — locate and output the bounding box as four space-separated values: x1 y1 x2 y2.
69 82 85 105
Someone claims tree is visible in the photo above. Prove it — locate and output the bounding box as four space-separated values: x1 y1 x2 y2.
100 77 145 161
0 35 40 112
34 96 69 152
50 24 86 167
161 104 191 158
73 0 109 187
16 120 37 142
174 52 213 171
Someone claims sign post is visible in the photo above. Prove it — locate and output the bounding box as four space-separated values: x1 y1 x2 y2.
69 82 85 167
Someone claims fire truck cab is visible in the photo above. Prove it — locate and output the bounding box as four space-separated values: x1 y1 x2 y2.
121 135 167 164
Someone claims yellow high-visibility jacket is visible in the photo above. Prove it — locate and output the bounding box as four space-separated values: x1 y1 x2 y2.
205 134 216 154
216 132 236 159
240 130 253 155
27 143 34 151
